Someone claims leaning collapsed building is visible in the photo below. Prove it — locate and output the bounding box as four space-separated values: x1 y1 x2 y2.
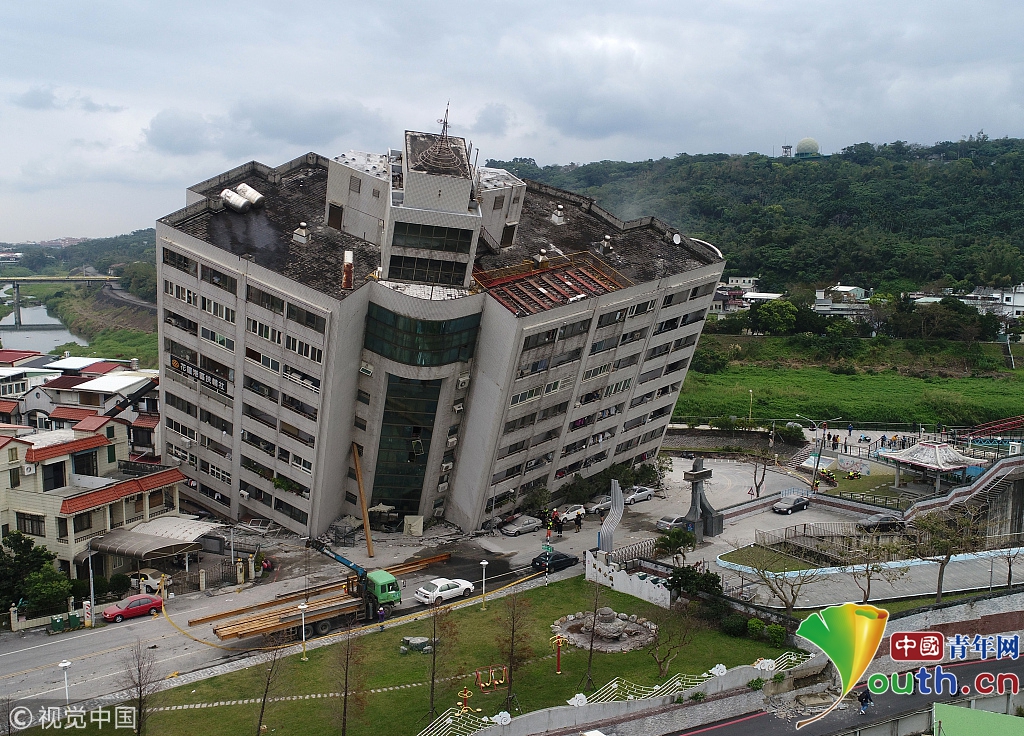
156 124 725 536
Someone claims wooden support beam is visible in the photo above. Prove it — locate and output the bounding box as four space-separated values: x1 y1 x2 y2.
352 441 374 558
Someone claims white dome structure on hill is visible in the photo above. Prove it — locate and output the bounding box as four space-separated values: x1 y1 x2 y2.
794 138 822 159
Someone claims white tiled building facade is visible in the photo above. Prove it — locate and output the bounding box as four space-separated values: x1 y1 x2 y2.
156 129 725 536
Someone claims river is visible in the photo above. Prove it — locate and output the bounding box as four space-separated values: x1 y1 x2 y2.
0 285 88 353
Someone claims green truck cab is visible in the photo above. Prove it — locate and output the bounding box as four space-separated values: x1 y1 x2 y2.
366 569 402 607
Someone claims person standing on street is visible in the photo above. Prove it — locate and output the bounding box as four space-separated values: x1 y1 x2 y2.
574 511 583 533
556 516 564 537
377 606 386 632
857 689 873 714
848 423 853 437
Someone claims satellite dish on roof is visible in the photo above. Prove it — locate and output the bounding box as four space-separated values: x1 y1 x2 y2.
672 233 681 245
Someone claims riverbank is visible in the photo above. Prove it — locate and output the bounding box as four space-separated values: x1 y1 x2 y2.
18 283 158 366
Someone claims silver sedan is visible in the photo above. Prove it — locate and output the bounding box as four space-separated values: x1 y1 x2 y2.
624 486 656 504
500 515 542 536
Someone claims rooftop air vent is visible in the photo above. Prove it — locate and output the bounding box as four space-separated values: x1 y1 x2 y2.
221 189 251 213
532 249 549 267
550 204 566 226
235 183 265 207
293 222 310 244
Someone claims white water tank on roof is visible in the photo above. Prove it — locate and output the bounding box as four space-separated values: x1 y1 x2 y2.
220 189 251 213
235 183 265 207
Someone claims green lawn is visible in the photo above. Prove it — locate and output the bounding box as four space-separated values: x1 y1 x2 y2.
51 329 158 367
676 365 1024 426
824 473 897 496
24 577 791 736
719 545 816 572
792 588 1013 619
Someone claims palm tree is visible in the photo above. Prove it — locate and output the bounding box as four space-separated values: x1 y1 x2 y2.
654 528 697 567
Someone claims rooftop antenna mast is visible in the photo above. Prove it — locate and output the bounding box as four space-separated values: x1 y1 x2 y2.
415 101 470 177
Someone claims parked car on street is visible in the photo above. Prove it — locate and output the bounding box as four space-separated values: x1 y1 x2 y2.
772 496 810 515
531 550 580 572
556 504 586 519
501 515 542 536
857 514 906 533
624 486 656 504
129 568 171 594
413 577 475 605
656 515 690 531
102 594 163 623
584 495 612 514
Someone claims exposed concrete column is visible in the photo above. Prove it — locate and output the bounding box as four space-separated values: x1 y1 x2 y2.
12 283 20 327
143 490 150 521
199 568 206 591
894 463 901 488
173 484 180 513
935 472 941 494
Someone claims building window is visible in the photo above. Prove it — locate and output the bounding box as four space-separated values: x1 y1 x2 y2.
349 175 361 193
165 391 198 417
202 297 236 323
386 255 468 285
200 265 237 295
620 327 647 346
354 416 366 431
555 318 591 341
392 222 473 254
539 401 569 420
523 329 557 351
327 203 344 229
544 380 562 394
107 445 116 463
16 512 44 536
285 336 323 364
372 188 380 199
597 310 626 328
42 461 66 491
518 357 549 378
73 512 92 534
665 358 689 375
492 195 505 211
510 387 542 407
357 389 371 405
690 282 716 299
246 285 285 314
364 303 480 366
653 316 680 336
550 347 582 368
246 318 282 344
613 353 640 370
638 367 664 384
286 303 327 334
9 467 19 488
589 337 617 356
629 300 655 317
645 343 671 361
345 491 358 504
245 347 280 373
162 248 197 276
503 413 536 434
372 375 442 513
200 408 233 435
243 376 279 402
582 363 610 382
7 447 17 462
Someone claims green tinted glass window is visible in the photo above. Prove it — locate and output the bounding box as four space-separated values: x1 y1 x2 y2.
364 303 480 366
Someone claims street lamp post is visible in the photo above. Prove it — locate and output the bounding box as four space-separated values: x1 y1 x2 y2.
59 660 71 705
748 390 753 422
87 537 95 628
796 414 841 495
298 603 309 661
480 560 488 611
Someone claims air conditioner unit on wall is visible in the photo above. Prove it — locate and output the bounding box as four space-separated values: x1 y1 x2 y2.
437 482 449 493
440 461 453 473
23 464 35 475
359 361 374 377
238 490 250 500
452 402 464 413
433 507 445 518
446 436 458 449
456 374 470 390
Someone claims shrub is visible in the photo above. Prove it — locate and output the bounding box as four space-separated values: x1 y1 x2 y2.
109 574 131 596
92 575 109 598
721 614 748 637
691 347 729 374
688 691 707 702
747 617 765 639
71 578 91 602
766 623 787 648
697 597 729 622
772 672 786 684
776 424 805 445
747 677 765 691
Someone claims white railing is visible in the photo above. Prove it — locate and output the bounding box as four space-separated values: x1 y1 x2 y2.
413 652 814 736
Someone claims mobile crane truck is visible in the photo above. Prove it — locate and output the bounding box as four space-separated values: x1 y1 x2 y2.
196 540 402 642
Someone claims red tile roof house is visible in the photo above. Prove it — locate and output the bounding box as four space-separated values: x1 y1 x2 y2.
0 417 186 581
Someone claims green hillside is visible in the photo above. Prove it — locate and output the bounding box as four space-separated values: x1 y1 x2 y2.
490 132 1024 293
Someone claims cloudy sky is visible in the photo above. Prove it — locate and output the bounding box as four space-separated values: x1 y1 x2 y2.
1 1 1021 242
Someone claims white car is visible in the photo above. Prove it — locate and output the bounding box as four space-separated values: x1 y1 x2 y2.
129 568 171 594
624 486 656 504
414 577 475 605
557 504 586 519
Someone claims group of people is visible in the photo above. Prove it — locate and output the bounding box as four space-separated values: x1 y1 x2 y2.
542 508 585 540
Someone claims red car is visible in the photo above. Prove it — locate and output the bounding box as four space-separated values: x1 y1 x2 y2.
102 594 163 623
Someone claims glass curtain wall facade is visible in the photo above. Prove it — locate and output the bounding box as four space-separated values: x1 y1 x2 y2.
372 375 442 513
364 303 480 366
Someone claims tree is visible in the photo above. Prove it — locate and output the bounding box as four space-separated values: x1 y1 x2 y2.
578 581 602 692
843 538 909 603
999 545 1024 587
654 529 696 567
914 507 986 603
117 638 159 736
24 565 72 616
751 300 798 336
336 630 366 736
667 566 723 598
647 603 703 677
0 531 56 610
426 602 457 720
498 584 532 711
748 449 772 498
254 637 286 736
740 544 824 617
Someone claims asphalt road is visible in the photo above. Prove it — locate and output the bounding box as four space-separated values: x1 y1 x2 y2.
671 657 1024 736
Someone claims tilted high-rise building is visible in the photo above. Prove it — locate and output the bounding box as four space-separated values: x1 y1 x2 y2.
156 126 725 536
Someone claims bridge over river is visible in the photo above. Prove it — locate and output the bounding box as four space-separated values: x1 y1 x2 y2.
3 276 120 326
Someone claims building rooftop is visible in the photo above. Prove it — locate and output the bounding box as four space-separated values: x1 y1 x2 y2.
0 349 41 365
42 375 91 390
81 361 125 375
46 357 105 371
75 374 151 395
162 156 722 311
163 156 379 301
334 151 389 181
405 131 471 179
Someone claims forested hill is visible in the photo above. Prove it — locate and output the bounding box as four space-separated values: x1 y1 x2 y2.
488 133 1024 293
